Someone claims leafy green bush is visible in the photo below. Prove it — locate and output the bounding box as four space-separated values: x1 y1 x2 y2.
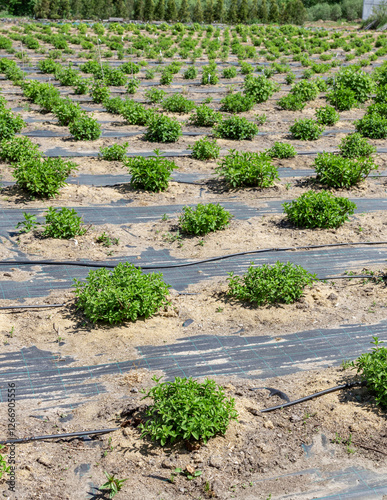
144 115 182 143
240 62 254 75
355 113 387 139
338 133 376 158
326 88 357 111
328 67 375 104
227 261 316 306
278 94 306 111
140 376 238 446
145 88 166 104
220 92 255 113
104 96 125 114
191 137 220 160
53 98 83 126
184 66 198 79
266 142 297 159
353 337 387 408
179 203 232 236
315 105 340 126
213 116 259 140
121 101 155 126
290 119 324 140
0 136 41 163
99 142 128 161
188 104 222 127
243 74 279 103
121 61 140 74
283 191 356 229
13 157 76 198
69 115 101 141
216 150 279 188
73 263 170 324
0 109 25 140
160 70 173 85
126 78 140 94
314 152 378 187
290 80 319 102
125 150 177 192
42 207 86 239
162 94 196 114
223 67 237 79
38 58 60 74
91 83 110 104
73 78 90 95
202 63 219 85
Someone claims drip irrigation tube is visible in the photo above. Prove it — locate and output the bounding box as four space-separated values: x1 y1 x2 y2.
0 428 120 445
0 240 386 270
252 380 366 413
0 304 65 310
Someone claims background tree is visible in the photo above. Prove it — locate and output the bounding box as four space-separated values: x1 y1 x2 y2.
178 0 190 21
154 0 165 19
283 0 307 24
239 0 249 22
214 0 225 22
258 0 268 22
165 0 177 20
35 0 51 17
250 0 259 20
192 0 203 22
134 0 145 19
144 0 154 20
268 0 279 22
204 0 214 23
227 0 238 23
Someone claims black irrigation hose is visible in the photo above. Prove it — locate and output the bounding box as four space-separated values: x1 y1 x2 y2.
252 380 366 413
0 304 65 310
0 428 120 445
0 240 386 270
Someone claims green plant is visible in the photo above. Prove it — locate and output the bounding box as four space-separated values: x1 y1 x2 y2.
315 105 340 126
96 232 119 247
314 153 378 188
227 261 316 306
100 472 128 499
53 98 83 126
190 137 220 160
69 115 101 141
42 207 86 239
283 191 356 229
179 203 232 236
266 142 296 159
140 376 238 445
99 143 128 161
125 150 177 192
73 262 170 324
170 467 202 482
91 83 110 104
13 157 76 198
104 97 125 115
223 66 237 79
220 92 255 113
338 133 376 158
353 337 387 408
256 113 267 125
0 136 41 163
216 150 279 188
145 88 166 104
126 78 140 94
289 119 324 140
160 69 173 85
162 94 196 114
327 88 357 111
355 113 387 139
188 104 222 127
0 445 10 480
0 109 25 140
213 116 259 141
74 78 90 95
278 94 306 111
16 212 39 233
184 66 198 79
202 63 219 85
121 101 155 126
144 115 182 143
285 72 296 85
328 67 374 104
243 74 278 103
291 80 319 102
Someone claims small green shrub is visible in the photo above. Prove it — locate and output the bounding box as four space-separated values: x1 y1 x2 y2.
355 113 387 139
0 109 25 140
213 116 259 141
353 337 387 408
104 96 125 114
121 101 155 126
91 83 110 104
338 133 376 158
191 137 220 160
285 72 296 85
223 67 237 79
69 115 101 141
290 80 319 102
184 66 198 79
73 78 90 95
179 203 232 236
227 261 316 306
0 136 41 163
125 150 177 192
202 63 219 85
42 207 86 239
283 191 356 229
315 105 340 126
53 98 83 126
38 58 60 74
266 142 297 159
314 152 378 188
188 104 222 127
99 142 128 161
73 263 170 324
160 70 173 85
140 376 238 445
220 92 255 113
145 88 166 104
162 94 196 114
278 94 306 111
121 61 140 74
290 119 324 140
126 78 140 94
328 67 375 104
327 88 357 111
144 115 182 143
216 150 278 188
13 157 76 198
243 75 279 103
